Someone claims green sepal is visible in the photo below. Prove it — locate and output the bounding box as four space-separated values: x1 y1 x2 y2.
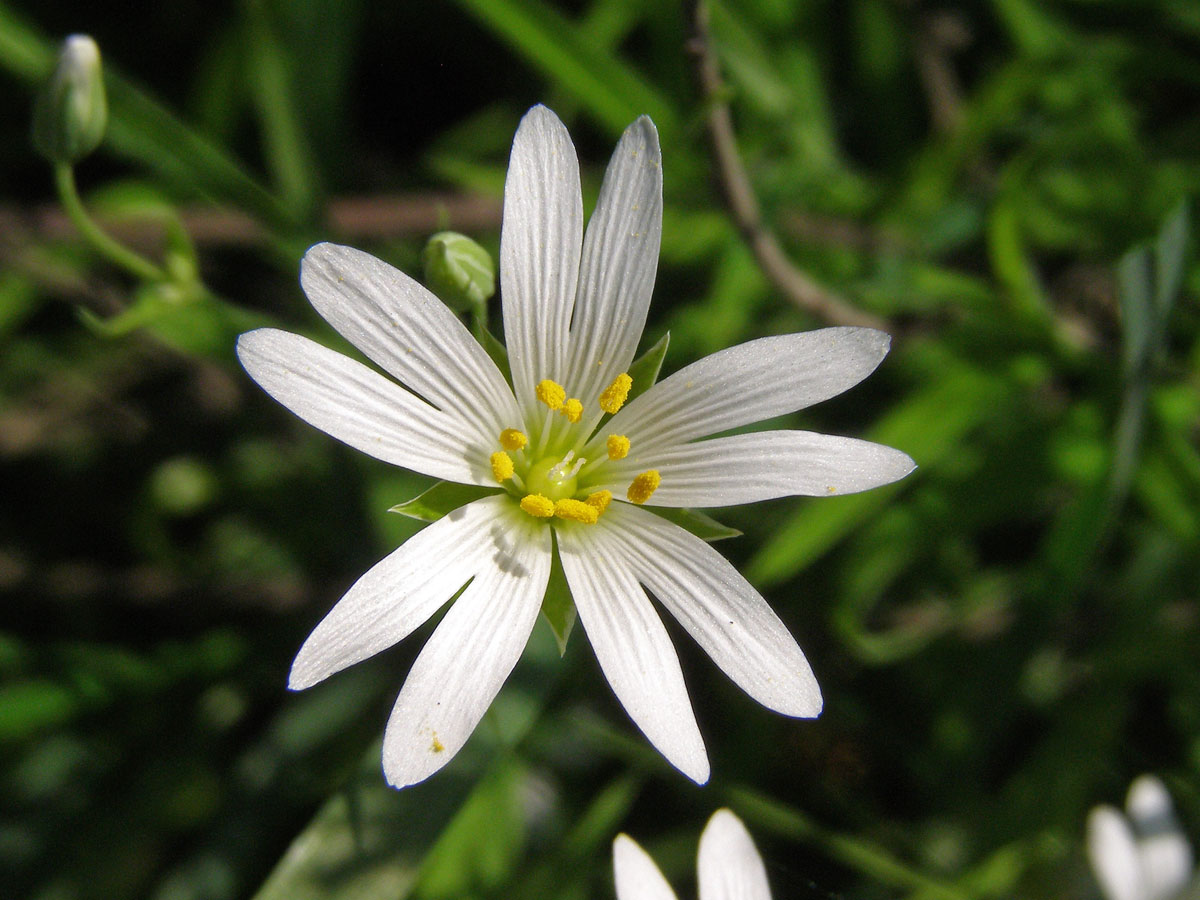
625 331 669 403
388 481 499 522
651 506 741 542
540 540 576 655
478 325 513 388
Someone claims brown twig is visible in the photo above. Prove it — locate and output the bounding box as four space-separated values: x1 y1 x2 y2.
687 1 886 331
913 12 970 134
0 191 503 254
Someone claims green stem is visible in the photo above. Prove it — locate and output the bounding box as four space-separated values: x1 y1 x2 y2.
54 163 165 282
469 298 488 343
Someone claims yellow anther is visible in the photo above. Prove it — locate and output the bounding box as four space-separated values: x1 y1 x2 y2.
599 373 632 414
606 434 631 460
563 398 583 423
490 451 514 483
520 494 556 518
554 498 599 525
585 490 612 514
536 379 566 411
499 428 527 451
627 470 661 505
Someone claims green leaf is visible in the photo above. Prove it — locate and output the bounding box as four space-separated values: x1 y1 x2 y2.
448 0 676 140
650 506 741 543
0 2 294 229
625 330 669 404
1154 199 1189 318
250 627 563 900
749 359 1005 586
389 481 499 522
539 545 576 655
478 324 513 388
1117 246 1153 375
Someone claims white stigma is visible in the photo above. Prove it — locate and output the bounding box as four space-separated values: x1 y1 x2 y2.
549 451 587 481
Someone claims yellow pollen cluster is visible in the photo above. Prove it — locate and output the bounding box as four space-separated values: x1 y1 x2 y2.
499 428 527 451
586 490 612 514
554 498 599 524
627 470 661 504
606 434 630 460
490 451 514 483
563 398 583 423
520 494 556 517
535 379 566 411
599 373 632 414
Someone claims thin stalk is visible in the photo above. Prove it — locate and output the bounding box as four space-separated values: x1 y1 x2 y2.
54 163 164 283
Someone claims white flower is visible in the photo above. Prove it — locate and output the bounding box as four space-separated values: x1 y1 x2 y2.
1087 775 1194 900
236 105 914 788
614 808 773 900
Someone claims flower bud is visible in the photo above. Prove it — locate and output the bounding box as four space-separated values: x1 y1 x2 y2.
422 231 495 313
32 34 108 165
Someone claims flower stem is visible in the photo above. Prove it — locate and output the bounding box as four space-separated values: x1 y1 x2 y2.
54 163 165 283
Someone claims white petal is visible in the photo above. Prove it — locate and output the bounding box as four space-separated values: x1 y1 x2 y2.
595 328 892 453
601 503 821 717
558 523 710 784
289 496 515 690
500 106 583 412
382 508 552 788
613 835 680 900
698 809 773 900
566 116 662 408
300 242 521 446
237 328 485 483
1127 776 1194 900
594 430 915 507
1087 806 1144 900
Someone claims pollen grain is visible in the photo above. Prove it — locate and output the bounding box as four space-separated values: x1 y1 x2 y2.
499 428 528 451
554 498 599 524
627 470 661 505
490 451 514 482
585 490 612 514
599 373 632 414
520 493 556 518
606 434 630 460
536 379 566 411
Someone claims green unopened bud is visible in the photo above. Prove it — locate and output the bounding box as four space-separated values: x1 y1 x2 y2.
422 231 495 313
33 34 108 165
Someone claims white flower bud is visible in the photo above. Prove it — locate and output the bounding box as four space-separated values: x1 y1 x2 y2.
33 34 108 165
422 231 495 312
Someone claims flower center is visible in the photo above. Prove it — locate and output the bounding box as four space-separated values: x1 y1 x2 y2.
525 453 582 501
487 371 661 524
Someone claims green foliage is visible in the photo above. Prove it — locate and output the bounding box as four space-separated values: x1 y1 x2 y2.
2 1 1199 899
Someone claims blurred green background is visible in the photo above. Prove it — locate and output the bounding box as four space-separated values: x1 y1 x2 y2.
2 0 1198 898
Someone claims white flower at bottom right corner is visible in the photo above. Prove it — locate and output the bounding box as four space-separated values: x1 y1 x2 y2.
1087 775 1194 900
614 808 773 900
